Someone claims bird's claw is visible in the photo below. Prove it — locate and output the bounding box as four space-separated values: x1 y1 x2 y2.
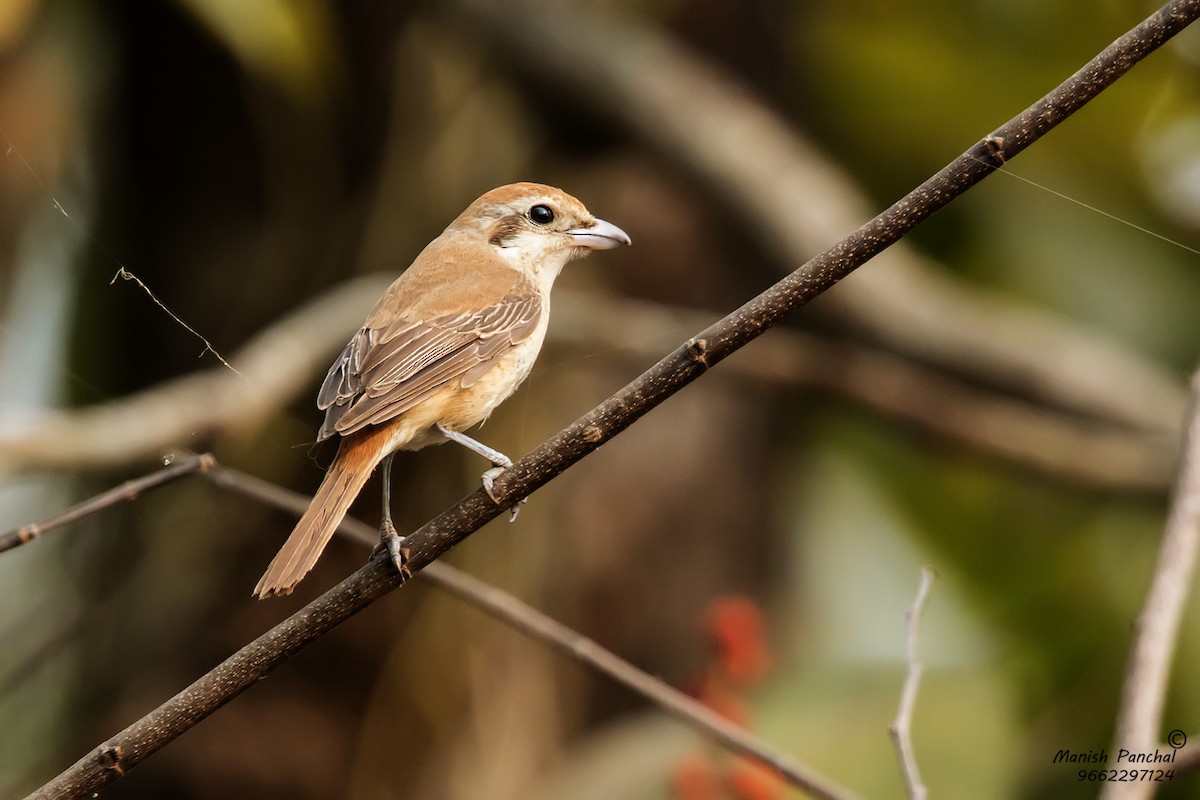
481 465 527 522
379 519 412 581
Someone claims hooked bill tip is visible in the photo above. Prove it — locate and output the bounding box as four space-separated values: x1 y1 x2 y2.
568 217 631 250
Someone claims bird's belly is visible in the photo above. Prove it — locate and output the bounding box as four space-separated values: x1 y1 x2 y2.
395 334 543 451
449 335 541 427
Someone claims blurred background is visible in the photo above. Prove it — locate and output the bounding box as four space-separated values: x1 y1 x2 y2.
2 0 1199 797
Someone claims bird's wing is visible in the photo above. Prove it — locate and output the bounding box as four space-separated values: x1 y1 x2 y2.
315 292 543 439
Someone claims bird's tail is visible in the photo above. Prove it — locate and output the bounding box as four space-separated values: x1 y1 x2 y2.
253 428 393 599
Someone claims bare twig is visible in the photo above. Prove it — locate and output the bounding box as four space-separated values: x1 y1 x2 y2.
205 465 859 800
446 0 1187 434
0 452 214 553
0 276 389 471
1102 368 1200 800
109 268 242 377
435 572 853 796
4 450 853 797
890 567 936 800
26 3 1200 796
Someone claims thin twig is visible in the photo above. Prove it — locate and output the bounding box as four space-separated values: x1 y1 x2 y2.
109 268 242 377
25 3 1200 796
890 567 936 800
1 454 855 796
1102 368 1200 800
435 572 849 795
204 464 859 800
0 452 215 554
0 276 388 471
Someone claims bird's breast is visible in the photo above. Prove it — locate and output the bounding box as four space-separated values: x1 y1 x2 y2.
442 315 549 431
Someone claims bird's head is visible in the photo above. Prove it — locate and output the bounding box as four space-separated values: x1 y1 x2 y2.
449 182 630 285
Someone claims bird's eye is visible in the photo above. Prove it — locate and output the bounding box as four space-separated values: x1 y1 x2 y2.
528 204 555 225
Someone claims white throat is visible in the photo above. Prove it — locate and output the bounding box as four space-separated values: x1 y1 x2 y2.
494 233 573 295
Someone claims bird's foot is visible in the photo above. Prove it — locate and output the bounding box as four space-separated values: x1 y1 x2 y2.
481 465 527 522
378 518 412 581
436 423 526 521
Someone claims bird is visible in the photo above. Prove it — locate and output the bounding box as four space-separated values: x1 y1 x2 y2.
253 183 630 598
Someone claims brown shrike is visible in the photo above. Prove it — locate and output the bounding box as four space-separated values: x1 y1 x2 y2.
254 183 630 598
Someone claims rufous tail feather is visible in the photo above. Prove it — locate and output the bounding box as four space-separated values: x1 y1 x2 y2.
253 429 392 598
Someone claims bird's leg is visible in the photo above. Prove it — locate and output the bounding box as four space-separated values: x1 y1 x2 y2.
436 423 527 521
377 452 411 580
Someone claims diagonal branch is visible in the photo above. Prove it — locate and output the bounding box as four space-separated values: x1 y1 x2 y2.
2 451 856 798
205 465 859 800
25 2 1200 797
0 453 214 553
1102 367 1200 800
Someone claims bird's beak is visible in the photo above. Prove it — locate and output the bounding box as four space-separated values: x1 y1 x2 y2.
567 217 631 250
